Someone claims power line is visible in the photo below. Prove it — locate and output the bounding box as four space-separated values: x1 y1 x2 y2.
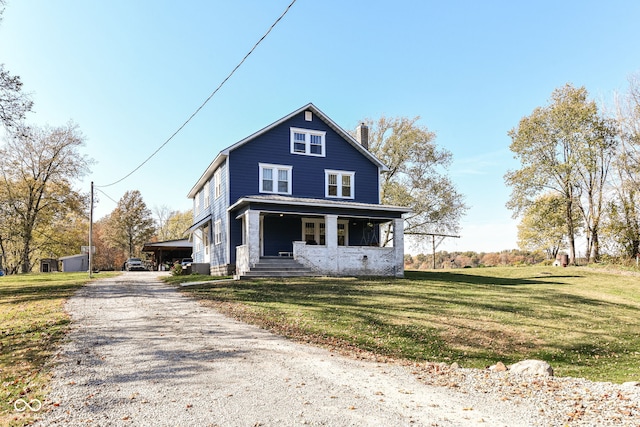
95 187 119 204
97 0 298 188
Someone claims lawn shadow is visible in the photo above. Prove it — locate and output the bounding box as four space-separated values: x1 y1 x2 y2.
404 270 575 286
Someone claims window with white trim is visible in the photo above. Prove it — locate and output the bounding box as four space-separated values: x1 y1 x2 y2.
214 168 222 199
290 128 325 157
303 219 326 245
203 224 210 255
214 220 222 245
259 163 292 195
325 170 354 199
203 181 210 208
302 218 349 246
195 190 201 213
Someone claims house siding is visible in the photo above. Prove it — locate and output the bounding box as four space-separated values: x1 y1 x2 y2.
191 161 230 269
228 111 380 204
263 216 301 256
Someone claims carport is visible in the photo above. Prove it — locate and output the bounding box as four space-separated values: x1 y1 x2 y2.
142 239 193 271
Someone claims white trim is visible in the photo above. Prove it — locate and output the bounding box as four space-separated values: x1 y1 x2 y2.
290 127 326 157
302 217 349 246
214 168 222 199
302 218 326 246
325 169 355 199
228 195 411 214
203 181 210 208
259 163 292 195
214 219 222 245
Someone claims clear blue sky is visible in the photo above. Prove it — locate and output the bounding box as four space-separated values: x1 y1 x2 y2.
2 1 639 253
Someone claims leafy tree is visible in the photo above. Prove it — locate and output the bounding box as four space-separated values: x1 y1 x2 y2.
104 190 156 258
606 73 640 257
91 218 125 271
505 84 614 264
153 206 192 241
0 123 91 272
517 193 580 259
354 116 467 245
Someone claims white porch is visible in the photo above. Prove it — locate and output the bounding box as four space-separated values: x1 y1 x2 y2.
235 211 405 278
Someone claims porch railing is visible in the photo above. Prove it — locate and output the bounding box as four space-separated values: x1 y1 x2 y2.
293 241 399 276
236 244 249 276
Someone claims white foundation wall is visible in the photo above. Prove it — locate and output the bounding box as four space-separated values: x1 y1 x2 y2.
293 242 402 277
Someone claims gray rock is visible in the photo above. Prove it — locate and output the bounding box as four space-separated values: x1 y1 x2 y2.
509 359 554 377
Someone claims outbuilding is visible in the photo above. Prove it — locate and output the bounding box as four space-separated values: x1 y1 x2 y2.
59 254 89 272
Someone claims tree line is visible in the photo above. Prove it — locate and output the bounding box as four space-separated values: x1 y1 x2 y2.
405 250 546 270
506 80 640 264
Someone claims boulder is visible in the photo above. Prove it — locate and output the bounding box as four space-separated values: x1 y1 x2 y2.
509 359 554 377
488 361 508 372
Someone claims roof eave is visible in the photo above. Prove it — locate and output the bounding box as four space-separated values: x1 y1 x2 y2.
186 153 227 198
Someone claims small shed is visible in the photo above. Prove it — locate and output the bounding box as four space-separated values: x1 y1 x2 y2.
40 258 59 273
59 254 89 272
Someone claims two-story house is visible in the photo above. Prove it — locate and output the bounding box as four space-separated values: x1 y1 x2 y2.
187 103 410 277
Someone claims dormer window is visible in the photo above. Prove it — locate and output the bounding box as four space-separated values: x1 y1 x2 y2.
290 128 325 157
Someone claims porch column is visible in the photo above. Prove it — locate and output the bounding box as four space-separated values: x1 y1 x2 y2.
393 218 405 277
247 209 261 267
326 214 338 274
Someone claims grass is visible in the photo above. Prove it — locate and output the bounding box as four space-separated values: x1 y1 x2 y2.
0 272 118 427
178 266 640 383
162 273 233 286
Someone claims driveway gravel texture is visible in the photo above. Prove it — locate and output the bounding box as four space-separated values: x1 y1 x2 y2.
35 272 640 426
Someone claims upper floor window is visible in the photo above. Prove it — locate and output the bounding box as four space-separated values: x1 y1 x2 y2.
203 181 210 208
290 128 325 157
214 220 222 245
325 170 354 199
259 163 292 195
214 168 222 199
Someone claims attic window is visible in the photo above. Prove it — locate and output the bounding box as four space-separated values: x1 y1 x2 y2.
305 111 312 121
290 127 325 157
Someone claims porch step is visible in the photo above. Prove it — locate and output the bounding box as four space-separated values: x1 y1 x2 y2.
240 256 318 278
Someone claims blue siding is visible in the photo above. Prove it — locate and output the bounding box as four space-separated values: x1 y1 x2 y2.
263 216 301 256
210 162 229 266
191 161 231 268
228 111 380 204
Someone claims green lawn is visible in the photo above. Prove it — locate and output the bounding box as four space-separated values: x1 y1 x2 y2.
0 272 118 427
179 266 640 383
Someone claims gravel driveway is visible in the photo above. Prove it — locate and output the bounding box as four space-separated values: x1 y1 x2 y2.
35 272 639 426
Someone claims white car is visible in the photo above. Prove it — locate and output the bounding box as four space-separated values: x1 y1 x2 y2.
125 258 146 271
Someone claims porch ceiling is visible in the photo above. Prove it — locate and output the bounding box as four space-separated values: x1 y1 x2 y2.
229 195 410 219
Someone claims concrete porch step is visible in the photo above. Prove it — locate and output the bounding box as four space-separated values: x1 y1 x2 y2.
239 256 318 279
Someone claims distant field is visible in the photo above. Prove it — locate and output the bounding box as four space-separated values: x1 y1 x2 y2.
0 272 118 427
180 266 640 383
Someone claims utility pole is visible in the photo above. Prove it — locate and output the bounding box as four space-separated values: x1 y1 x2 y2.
89 181 94 278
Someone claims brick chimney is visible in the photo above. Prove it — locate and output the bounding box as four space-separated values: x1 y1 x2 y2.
355 123 369 150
